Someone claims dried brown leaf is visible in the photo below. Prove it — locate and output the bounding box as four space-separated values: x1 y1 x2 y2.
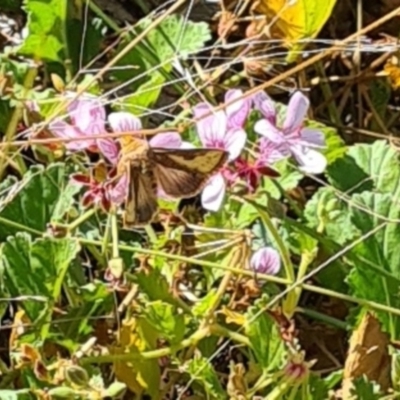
342 312 391 398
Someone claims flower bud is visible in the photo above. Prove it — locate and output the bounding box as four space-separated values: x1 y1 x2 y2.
250 247 280 275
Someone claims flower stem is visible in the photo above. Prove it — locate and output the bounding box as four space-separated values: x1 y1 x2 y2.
0 216 42 236
0 66 37 179
81 326 211 364
144 224 158 244
76 237 400 319
65 208 96 232
110 208 119 259
241 197 295 282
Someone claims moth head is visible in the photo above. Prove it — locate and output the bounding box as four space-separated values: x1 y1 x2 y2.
118 134 147 156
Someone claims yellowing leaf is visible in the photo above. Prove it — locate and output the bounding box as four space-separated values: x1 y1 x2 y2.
255 0 337 62
111 317 161 399
384 59 400 89
220 306 246 326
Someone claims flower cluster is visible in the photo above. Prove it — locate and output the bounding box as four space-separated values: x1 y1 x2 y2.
49 89 326 213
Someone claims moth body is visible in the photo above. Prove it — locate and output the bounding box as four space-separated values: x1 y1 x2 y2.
117 135 229 228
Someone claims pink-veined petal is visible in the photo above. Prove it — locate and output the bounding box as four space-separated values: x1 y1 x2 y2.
194 102 227 145
223 128 247 161
97 139 119 164
149 132 182 148
254 118 285 144
108 112 142 133
291 146 327 174
107 174 128 205
49 120 94 150
258 137 289 164
201 173 226 212
193 102 213 144
68 97 106 135
299 128 325 148
283 91 309 133
250 246 281 275
252 91 276 124
225 89 250 129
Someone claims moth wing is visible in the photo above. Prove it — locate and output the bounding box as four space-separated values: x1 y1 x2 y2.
152 164 208 198
123 164 158 227
150 148 228 198
150 148 228 174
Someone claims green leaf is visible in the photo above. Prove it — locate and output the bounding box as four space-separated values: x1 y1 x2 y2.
348 140 400 193
19 0 67 62
120 72 166 115
103 381 127 398
304 187 359 245
0 163 71 240
192 289 218 318
112 14 211 92
54 281 113 343
328 141 400 194
245 298 285 371
234 193 270 229
350 376 383 399
347 192 400 334
0 390 31 400
262 158 303 199
137 14 211 61
135 269 179 306
186 355 227 400
47 387 80 399
0 232 80 322
65 13 106 74
51 180 81 222
327 154 372 193
142 300 185 344
369 80 391 133
1 0 22 11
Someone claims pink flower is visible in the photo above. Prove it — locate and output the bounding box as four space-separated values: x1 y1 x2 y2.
254 91 327 174
99 111 187 163
71 167 126 211
250 247 281 275
49 94 106 152
193 89 249 211
253 91 276 124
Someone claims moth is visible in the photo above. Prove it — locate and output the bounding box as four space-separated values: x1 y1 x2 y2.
117 136 228 227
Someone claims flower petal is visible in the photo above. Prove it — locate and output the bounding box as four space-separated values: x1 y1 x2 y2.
223 128 247 161
291 146 327 174
201 173 226 212
252 91 276 124
108 112 142 133
68 97 105 135
49 120 94 150
107 174 128 205
258 137 289 164
225 89 250 129
180 141 196 149
299 128 325 148
254 118 285 144
283 91 309 133
97 139 119 164
250 247 281 275
193 102 227 145
149 132 182 148
70 173 91 185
